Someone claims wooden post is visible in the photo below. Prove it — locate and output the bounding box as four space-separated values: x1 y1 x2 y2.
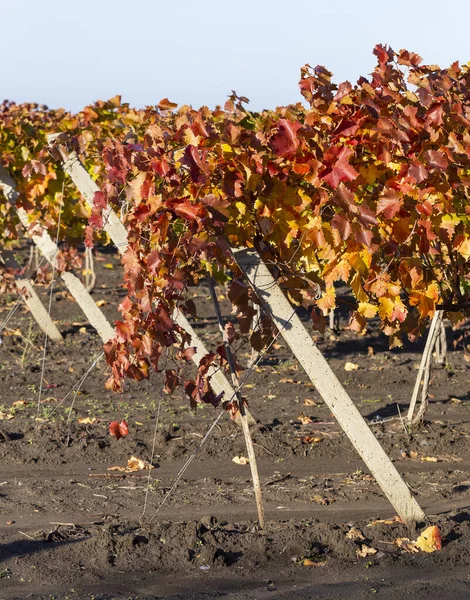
0 166 115 343
208 279 265 529
0 251 63 342
233 247 426 525
407 310 443 423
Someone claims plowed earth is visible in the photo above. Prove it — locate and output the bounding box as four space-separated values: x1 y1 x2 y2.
0 247 469 599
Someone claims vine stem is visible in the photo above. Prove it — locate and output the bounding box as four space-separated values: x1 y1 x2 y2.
207 278 265 529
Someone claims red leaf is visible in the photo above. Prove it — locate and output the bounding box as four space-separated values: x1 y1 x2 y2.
271 119 301 157
408 162 428 183
171 200 201 221
331 212 352 240
93 191 107 209
397 49 422 66
109 419 129 440
321 147 359 189
377 189 403 218
425 149 448 171
164 369 180 394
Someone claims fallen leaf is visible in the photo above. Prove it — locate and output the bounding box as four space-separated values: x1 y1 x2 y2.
344 362 359 371
421 456 439 462
303 399 317 406
346 527 365 541
450 397 462 404
109 420 129 440
367 518 397 527
395 526 442 553
127 456 154 472
232 456 250 465
78 417 97 425
300 436 323 444
108 455 155 473
302 558 326 566
79 327 87 334
367 346 375 357
95 299 108 307
414 526 442 553
356 544 377 558
394 537 419 553
12 400 27 407
103 263 114 269
298 413 313 425
0 412 14 420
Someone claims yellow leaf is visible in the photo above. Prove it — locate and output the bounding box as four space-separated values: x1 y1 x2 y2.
108 456 155 473
378 296 394 320
302 557 326 566
235 201 247 216
356 544 377 558
103 263 114 269
95 299 107 307
456 238 470 260
221 143 232 153
298 413 313 425
316 286 336 315
303 399 317 406
232 456 249 465
344 362 359 372
12 400 28 407
358 302 378 319
127 456 154 472
414 526 442 553
346 527 365 541
78 417 97 425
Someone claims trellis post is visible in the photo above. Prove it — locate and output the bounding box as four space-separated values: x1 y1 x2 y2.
233 247 426 525
0 251 63 342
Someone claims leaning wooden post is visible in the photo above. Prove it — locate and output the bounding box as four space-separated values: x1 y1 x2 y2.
0 251 63 342
233 247 426 525
208 279 265 529
407 310 443 424
0 166 115 343
51 144 256 423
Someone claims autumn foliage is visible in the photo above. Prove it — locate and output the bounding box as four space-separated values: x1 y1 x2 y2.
1 46 469 396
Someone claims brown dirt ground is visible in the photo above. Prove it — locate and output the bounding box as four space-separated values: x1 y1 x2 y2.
0 246 469 599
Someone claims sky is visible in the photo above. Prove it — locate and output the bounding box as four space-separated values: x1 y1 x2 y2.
1 0 470 113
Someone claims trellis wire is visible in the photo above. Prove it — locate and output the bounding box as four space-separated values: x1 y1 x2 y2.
145 306 297 525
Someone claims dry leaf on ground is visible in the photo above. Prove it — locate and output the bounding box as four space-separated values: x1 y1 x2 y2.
346 527 365 541
298 414 313 425
303 399 317 406
108 455 155 473
414 526 442 552
356 544 377 557
232 456 250 465
300 436 323 444
109 419 129 440
12 400 27 407
0 412 13 420
78 417 97 425
395 525 442 553
302 558 326 566
344 362 359 371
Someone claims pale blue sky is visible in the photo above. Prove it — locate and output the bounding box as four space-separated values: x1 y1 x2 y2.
1 0 469 111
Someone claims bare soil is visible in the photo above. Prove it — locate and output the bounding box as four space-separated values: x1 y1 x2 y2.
0 247 469 599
